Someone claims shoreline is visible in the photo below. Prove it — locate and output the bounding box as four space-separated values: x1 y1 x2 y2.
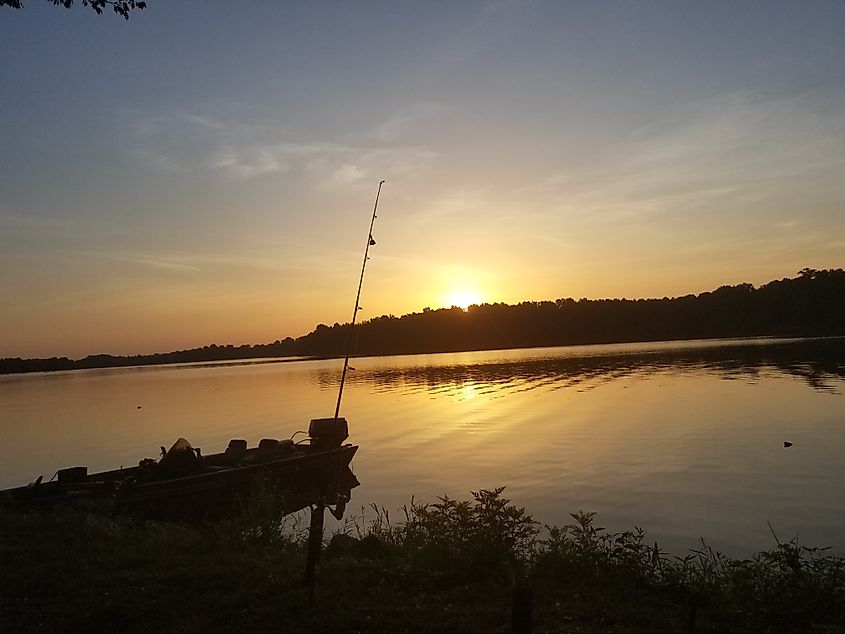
3 333 842 377
3 488 843 633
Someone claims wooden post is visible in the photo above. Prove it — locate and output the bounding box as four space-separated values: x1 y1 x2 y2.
511 580 533 634
303 503 325 594
685 593 697 633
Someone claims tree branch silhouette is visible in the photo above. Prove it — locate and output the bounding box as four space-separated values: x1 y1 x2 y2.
1 0 146 19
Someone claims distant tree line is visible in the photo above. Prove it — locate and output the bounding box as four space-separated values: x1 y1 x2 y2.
2 268 844 375
0 339 299 375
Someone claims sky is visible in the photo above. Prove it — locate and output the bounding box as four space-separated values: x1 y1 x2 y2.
1 1 844 359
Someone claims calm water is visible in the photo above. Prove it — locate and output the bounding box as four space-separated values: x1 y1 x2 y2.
2 337 844 555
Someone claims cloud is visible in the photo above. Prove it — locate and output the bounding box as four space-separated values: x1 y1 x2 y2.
77 251 202 273
540 92 845 224
210 146 290 180
330 163 367 186
0 211 71 229
374 102 454 142
211 140 436 185
123 109 437 185
412 187 491 225
135 149 190 174
72 248 348 277
183 114 225 131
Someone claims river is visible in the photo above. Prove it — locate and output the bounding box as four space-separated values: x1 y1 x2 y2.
1 336 843 555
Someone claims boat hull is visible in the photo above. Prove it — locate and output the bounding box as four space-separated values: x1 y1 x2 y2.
3 444 359 521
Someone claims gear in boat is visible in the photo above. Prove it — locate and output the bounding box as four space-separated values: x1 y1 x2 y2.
2 417 359 520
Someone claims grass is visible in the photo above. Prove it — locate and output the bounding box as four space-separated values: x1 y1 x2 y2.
1 488 843 632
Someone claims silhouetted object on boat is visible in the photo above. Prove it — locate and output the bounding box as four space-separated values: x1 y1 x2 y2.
0 418 358 521
784 441 793 448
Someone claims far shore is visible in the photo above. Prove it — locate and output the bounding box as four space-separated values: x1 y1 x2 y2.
3 333 843 377
4 268 845 376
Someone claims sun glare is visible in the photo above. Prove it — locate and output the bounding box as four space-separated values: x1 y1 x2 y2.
443 289 484 310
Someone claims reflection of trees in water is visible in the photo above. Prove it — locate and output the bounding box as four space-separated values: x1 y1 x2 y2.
316 339 845 397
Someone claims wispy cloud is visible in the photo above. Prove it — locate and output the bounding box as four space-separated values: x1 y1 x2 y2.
183 114 226 131
126 111 227 137
210 146 290 179
123 109 437 185
330 163 367 187
77 251 202 272
540 92 845 224
211 140 437 184
135 149 191 174
374 102 454 142
72 248 349 277
412 187 491 225
0 211 71 229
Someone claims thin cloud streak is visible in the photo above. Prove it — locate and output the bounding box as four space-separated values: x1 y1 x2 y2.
374 101 455 142
539 93 845 224
0 212 72 229
76 251 202 273
125 109 439 185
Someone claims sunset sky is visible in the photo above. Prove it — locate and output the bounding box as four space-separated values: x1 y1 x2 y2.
2 1 844 359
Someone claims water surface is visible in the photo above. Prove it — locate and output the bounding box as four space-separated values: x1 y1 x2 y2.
1 337 843 555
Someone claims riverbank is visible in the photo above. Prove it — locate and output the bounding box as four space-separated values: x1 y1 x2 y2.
2 489 843 633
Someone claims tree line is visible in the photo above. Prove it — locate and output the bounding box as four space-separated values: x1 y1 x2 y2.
3 268 844 375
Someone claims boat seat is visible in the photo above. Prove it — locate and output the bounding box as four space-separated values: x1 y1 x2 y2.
278 439 294 452
254 438 292 461
255 438 279 462
223 439 247 465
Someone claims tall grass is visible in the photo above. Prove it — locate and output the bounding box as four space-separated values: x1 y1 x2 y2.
331 488 845 632
2 487 843 632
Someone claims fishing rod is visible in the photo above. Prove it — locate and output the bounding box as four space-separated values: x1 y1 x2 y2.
333 179 385 420
304 181 384 596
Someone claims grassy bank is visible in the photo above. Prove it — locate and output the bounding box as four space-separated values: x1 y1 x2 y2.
2 488 843 633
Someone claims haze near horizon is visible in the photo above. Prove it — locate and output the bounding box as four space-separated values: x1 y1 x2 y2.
2 1 844 359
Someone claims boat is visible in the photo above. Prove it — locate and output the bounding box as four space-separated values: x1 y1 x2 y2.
1 417 358 520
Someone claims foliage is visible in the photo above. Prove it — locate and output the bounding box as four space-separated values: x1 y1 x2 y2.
0 503 306 633
394 487 537 580
0 0 146 19
534 510 845 632
538 511 661 586
2 488 845 632
332 487 538 586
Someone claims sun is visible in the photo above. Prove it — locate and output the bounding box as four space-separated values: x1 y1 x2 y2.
434 266 490 311
443 289 484 310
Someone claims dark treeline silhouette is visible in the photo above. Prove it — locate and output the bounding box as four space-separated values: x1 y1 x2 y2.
0 339 298 375
299 268 845 357
3 268 844 375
